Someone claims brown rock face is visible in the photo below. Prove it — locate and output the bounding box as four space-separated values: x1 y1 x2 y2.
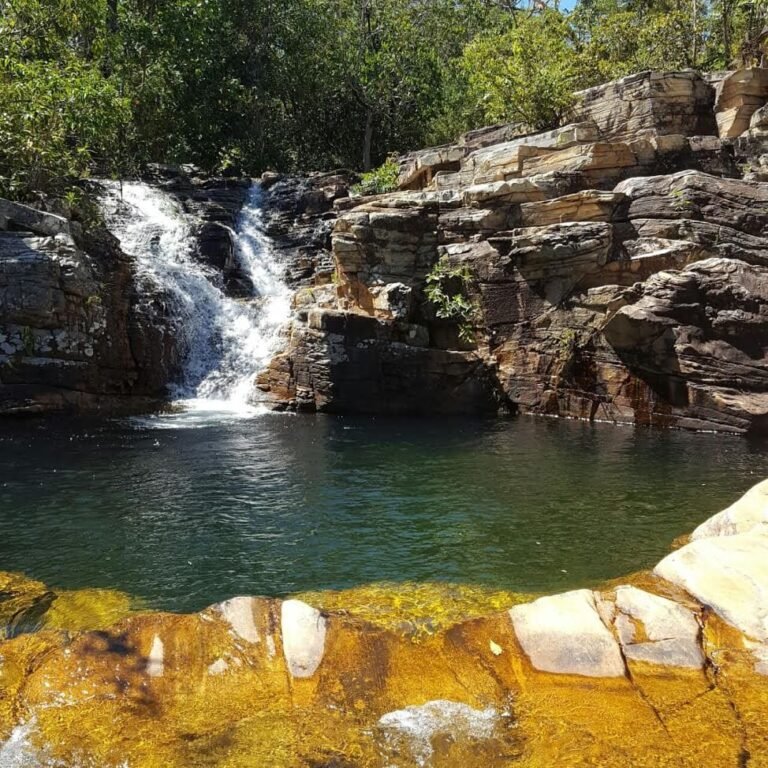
260 70 768 433
0 199 176 415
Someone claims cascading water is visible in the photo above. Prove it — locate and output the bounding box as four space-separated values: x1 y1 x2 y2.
102 182 291 420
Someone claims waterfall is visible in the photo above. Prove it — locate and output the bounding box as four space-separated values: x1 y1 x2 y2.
102 182 291 418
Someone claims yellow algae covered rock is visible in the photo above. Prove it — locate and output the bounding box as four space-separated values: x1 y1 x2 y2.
294 580 535 636
2 481 768 766
0 571 53 639
42 586 141 633
0 570 140 638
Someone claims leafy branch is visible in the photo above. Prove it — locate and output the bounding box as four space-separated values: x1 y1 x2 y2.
425 257 476 343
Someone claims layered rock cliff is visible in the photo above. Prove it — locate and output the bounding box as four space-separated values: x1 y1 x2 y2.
258 69 768 433
0 198 175 414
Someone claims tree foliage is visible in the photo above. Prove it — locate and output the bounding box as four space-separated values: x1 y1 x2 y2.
2 0 768 200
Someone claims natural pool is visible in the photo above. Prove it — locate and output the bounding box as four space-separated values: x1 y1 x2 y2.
0 411 765 614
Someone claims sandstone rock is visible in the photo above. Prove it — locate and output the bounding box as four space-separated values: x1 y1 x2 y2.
714 68 768 138
613 585 704 669
0 199 70 237
0 200 176 415
691 478 768 539
519 141 638 180
749 102 768 133
603 257 768 433
615 172 768 266
572 71 717 140
655 530 768 642
398 144 465 190
462 178 547 206
509 589 626 677
463 122 600 185
520 190 624 227
281 599 327 678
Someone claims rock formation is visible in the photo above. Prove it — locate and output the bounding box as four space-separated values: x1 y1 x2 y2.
259 69 768 433
2 480 768 766
0 198 175 414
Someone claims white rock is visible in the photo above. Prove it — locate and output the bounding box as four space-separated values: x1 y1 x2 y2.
207 658 229 676
692 479 768 539
614 585 704 669
215 596 260 644
509 589 626 677
743 639 768 675
654 531 768 642
281 599 327 679
146 635 164 678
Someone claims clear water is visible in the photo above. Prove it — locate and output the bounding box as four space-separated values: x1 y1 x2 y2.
0 413 764 612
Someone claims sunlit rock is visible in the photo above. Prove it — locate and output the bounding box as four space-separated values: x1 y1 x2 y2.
655 530 768 642
613 585 704 669
509 589 626 677
280 599 327 679
692 478 768 539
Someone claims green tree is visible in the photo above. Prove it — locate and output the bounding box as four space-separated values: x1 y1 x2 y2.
459 10 581 132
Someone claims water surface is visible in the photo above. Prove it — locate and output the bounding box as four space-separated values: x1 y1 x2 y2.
0 413 764 612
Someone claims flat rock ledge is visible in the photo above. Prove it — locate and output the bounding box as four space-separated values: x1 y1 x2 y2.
2 482 768 766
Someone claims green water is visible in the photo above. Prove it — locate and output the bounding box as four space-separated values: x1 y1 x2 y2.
0 412 764 612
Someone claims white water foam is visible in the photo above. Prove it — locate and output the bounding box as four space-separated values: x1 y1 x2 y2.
378 700 498 766
0 720 43 768
102 181 291 424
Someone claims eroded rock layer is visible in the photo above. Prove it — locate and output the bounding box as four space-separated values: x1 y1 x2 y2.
0 198 176 414
2 481 768 767
259 69 768 433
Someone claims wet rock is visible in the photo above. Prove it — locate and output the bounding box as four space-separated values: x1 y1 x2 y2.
145 167 252 297
260 171 356 288
5 483 768 765
613 585 704 669
0 198 176 415
281 600 327 678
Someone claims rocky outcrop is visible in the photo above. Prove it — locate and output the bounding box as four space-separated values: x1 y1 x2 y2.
259 170 356 287
2 480 768 767
0 198 175 415
260 69 768 433
143 165 252 296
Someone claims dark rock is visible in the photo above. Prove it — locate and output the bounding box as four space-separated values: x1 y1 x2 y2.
0 199 176 415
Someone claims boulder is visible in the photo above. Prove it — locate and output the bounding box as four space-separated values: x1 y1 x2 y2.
655 530 768 642
509 589 626 677
572 71 717 140
714 68 768 138
613 585 704 669
604 257 768 433
691 478 768 539
520 190 624 227
0 201 176 414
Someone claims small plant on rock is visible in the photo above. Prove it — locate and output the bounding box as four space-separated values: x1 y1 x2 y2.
351 157 400 196
425 257 476 343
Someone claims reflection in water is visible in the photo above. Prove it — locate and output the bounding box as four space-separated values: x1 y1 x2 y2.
0 413 765 612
